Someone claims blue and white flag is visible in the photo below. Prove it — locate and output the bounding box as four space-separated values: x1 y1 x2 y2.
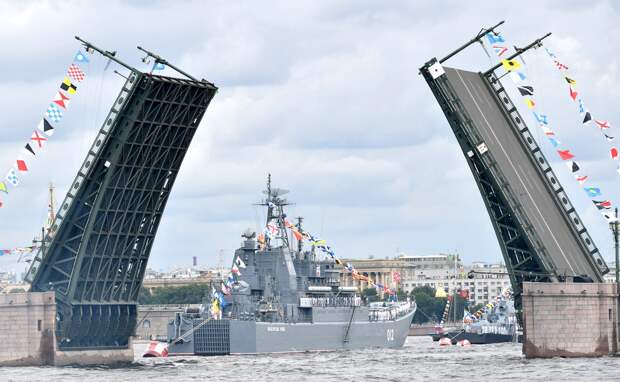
152 62 165 71
533 112 548 125
46 104 63 123
509 71 527 84
74 50 89 64
5 168 19 187
584 187 602 198
486 32 505 44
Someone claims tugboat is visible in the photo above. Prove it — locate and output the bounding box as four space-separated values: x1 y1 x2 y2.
167 177 416 355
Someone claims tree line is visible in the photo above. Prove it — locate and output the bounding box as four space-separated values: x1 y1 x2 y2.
139 283 481 325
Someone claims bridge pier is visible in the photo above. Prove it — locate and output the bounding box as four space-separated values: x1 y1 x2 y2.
522 282 619 358
0 292 133 366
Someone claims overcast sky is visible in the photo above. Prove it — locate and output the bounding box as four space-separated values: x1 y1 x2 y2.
0 1 619 274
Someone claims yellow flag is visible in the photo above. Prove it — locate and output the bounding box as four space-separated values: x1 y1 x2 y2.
0 182 7 194
501 59 521 72
524 98 536 109
312 239 326 246
435 288 447 298
565 76 577 85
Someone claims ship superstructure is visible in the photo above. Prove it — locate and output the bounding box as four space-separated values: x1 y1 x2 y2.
167 178 415 355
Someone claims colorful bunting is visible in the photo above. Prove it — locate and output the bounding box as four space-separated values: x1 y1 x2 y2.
557 150 575 161
24 143 36 157
45 104 63 123
52 91 71 109
593 200 612 210
564 76 576 85
0 47 89 209
30 130 48 149
509 71 527 83
5 169 18 187
486 32 505 44
533 112 548 125
67 64 86 82
524 98 536 109
595 120 611 130
231 264 241 276
37 118 55 137
501 59 521 72
554 60 568 70
569 86 578 101
566 161 580 173
73 49 89 64
16 159 28 173
152 62 165 71
575 175 588 185
492 45 508 57
584 187 602 198
518 86 534 96
234 256 246 269
60 77 77 95
489 40 620 223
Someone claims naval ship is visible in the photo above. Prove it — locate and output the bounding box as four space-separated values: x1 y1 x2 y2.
167 178 415 355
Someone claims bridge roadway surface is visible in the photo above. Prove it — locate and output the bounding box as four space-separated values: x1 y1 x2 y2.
444 66 595 279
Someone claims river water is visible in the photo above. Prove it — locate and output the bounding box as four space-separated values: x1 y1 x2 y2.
2 336 620 381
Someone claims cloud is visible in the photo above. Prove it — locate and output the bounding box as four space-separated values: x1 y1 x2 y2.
0 1 619 275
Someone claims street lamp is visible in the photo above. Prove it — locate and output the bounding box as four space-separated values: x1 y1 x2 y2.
609 207 620 350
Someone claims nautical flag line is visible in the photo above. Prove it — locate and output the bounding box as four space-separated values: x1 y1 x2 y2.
0 47 90 209
484 31 616 223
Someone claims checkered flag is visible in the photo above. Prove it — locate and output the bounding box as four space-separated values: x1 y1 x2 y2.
46 104 63 123
67 64 86 82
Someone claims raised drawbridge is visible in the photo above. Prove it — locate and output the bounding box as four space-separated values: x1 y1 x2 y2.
25 38 217 350
420 22 608 316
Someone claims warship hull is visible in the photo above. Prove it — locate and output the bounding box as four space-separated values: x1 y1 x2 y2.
168 308 415 355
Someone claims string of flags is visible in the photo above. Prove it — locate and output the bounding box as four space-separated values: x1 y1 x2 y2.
284 218 398 296
543 48 619 174
0 47 91 208
209 255 247 319
439 295 451 327
0 246 37 257
484 31 617 223
254 217 398 296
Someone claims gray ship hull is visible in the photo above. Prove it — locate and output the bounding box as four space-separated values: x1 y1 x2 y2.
169 307 415 355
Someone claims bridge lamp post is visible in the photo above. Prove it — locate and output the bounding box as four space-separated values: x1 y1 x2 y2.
610 207 620 349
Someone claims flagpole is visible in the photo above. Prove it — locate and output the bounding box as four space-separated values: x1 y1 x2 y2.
484 33 552 76
137 46 203 83
438 20 505 64
74 36 138 73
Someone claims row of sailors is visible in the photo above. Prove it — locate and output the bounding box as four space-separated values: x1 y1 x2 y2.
368 302 412 321
300 296 363 307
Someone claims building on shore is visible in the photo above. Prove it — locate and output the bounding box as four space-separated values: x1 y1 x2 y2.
340 254 511 306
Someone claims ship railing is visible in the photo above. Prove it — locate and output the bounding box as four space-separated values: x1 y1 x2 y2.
299 296 362 308
368 301 413 322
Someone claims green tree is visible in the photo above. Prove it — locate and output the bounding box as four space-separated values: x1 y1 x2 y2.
138 283 211 305
410 286 440 324
362 287 378 303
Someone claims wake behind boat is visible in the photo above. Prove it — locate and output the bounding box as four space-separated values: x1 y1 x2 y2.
167 177 415 355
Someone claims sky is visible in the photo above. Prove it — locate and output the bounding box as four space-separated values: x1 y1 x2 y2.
0 1 619 274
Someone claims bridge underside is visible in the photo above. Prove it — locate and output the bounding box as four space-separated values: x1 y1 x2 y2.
421 60 607 316
27 71 217 349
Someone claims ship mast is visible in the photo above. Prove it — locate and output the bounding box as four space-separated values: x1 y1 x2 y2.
256 174 294 249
